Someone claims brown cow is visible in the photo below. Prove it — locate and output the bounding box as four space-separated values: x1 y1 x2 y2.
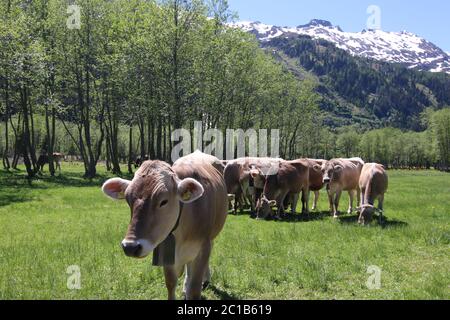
37 152 65 172
358 163 388 225
102 151 228 300
321 157 365 218
307 159 327 211
255 159 310 220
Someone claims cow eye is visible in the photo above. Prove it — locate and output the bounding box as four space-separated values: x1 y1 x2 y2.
160 200 169 208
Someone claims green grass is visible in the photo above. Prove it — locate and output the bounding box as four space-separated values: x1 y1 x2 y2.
0 164 449 300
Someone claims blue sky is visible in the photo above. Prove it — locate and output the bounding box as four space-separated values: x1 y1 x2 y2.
227 0 450 52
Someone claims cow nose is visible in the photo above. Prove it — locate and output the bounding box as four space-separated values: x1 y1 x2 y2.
121 241 142 257
323 178 330 183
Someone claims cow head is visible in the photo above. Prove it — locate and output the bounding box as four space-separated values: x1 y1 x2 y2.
256 195 276 220
322 161 343 184
102 161 204 259
358 205 378 225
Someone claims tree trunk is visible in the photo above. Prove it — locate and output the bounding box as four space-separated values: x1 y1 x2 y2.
45 103 55 176
148 114 155 159
128 125 133 174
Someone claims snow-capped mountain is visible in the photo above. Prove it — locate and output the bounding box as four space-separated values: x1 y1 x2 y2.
230 19 450 74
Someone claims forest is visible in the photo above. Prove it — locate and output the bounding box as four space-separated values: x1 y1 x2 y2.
1 0 449 178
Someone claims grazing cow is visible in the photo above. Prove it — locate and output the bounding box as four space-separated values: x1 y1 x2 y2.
321 157 365 218
224 157 283 214
37 153 65 172
102 151 228 300
358 163 388 225
307 159 327 211
256 159 310 220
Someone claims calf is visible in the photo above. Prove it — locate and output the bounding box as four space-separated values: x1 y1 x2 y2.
102 151 228 300
321 158 365 218
256 159 310 220
358 163 388 225
37 153 65 172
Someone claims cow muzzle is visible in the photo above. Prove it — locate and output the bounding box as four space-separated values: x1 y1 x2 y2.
121 240 143 258
323 178 331 184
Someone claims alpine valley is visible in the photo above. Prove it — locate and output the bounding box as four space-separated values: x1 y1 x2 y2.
231 20 450 129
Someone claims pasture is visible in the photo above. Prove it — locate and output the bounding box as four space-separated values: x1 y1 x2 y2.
0 164 449 300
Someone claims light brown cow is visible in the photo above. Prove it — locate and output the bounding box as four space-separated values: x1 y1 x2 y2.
224 157 283 214
358 163 388 225
255 159 310 220
307 159 327 211
321 157 365 218
102 151 228 300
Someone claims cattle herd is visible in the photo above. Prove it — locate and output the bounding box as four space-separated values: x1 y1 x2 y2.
102 150 388 300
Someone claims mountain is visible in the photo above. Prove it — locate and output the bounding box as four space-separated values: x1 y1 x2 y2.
230 19 450 74
263 35 450 130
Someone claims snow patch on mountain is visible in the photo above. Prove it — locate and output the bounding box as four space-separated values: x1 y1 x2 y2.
229 20 450 74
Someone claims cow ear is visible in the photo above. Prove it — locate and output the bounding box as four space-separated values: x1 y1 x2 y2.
335 165 343 172
177 178 204 204
102 178 130 200
313 164 322 172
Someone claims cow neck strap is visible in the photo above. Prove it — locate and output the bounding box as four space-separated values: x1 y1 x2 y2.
170 202 184 234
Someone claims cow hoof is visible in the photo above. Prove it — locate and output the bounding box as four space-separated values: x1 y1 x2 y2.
333 214 339 219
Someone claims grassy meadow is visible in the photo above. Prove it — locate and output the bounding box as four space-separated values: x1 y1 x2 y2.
0 163 449 300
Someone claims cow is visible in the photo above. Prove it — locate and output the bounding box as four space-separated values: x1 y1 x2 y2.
134 155 149 168
102 151 228 300
255 159 310 220
224 157 283 215
307 159 327 211
321 157 365 218
358 163 388 225
37 153 65 172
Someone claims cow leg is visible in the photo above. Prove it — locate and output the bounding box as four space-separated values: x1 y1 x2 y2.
291 193 299 215
356 186 361 208
334 191 342 218
302 187 310 214
312 191 319 211
328 191 335 215
164 265 180 300
378 194 385 224
203 264 211 290
360 188 365 207
275 193 287 219
185 241 212 300
348 190 355 214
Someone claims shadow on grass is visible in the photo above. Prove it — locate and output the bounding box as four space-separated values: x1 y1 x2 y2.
207 285 240 301
1 169 134 189
0 192 35 208
273 211 329 223
338 214 408 228
233 210 330 223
